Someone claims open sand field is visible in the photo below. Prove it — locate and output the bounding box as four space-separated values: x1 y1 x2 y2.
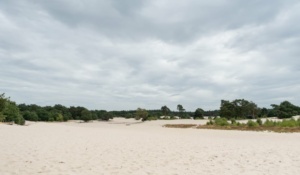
1 118 300 175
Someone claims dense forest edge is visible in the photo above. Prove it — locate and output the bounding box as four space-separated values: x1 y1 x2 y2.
1 93 300 126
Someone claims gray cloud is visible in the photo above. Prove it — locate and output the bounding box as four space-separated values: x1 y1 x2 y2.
0 0 300 111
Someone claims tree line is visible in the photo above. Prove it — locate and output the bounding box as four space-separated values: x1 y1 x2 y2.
1 93 300 125
1 93 113 124
219 99 300 119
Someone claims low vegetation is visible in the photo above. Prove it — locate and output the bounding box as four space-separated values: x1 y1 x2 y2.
164 118 300 133
164 124 197 128
0 93 25 125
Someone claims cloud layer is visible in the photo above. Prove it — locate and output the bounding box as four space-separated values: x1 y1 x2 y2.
1 0 300 111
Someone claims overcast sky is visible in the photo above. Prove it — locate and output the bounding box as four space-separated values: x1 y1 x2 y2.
1 0 300 111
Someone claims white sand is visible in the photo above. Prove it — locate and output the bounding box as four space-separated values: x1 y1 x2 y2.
1 118 300 175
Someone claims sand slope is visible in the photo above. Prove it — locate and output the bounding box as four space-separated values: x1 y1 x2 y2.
1 118 300 175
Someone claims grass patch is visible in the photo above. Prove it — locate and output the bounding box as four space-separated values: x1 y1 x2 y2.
164 124 197 128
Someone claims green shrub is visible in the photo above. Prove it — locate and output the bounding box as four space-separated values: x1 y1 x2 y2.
135 108 148 121
247 120 259 127
48 116 54 122
261 119 300 128
124 113 133 119
278 119 298 127
55 113 64 121
81 109 92 122
63 115 69 121
214 118 229 126
263 119 276 127
0 112 6 122
101 112 113 121
256 118 263 126
14 115 25 125
19 116 25 125
23 111 38 121
231 118 237 125
206 120 214 125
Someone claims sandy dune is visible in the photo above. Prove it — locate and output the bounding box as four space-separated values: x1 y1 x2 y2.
1 118 300 175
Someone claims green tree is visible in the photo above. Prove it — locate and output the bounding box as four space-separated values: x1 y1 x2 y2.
81 109 92 122
161 105 170 117
267 108 277 117
271 101 300 118
177 104 185 118
0 93 9 122
3 101 25 125
194 108 204 119
247 101 259 118
37 109 50 121
220 99 259 119
69 106 86 120
101 112 113 121
0 93 8 110
135 108 148 121
220 100 235 119
260 107 268 117
0 113 5 122
23 111 38 121
124 113 133 119
54 113 64 121
53 104 71 121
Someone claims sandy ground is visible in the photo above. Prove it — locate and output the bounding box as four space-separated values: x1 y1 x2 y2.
1 118 300 175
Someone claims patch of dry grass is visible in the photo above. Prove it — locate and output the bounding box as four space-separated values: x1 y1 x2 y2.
164 124 197 128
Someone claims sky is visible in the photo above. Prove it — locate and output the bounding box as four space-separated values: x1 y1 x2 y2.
0 0 300 111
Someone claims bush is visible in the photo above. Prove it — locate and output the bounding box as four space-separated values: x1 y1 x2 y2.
135 108 148 121
0 112 6 122
20 116 25 125
278 119 298 127
214 118 229 126
55 113 64 121
125 113 133 119
101 112 113 121
206 120 214 125
247 120 259 127
81 110 92 122
63 115 69 121
23 111 38 121
256 118 263 126
231 118 237 125
48 116 54 122
14 115 25 125
263 119 277 127
194 108 204 119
